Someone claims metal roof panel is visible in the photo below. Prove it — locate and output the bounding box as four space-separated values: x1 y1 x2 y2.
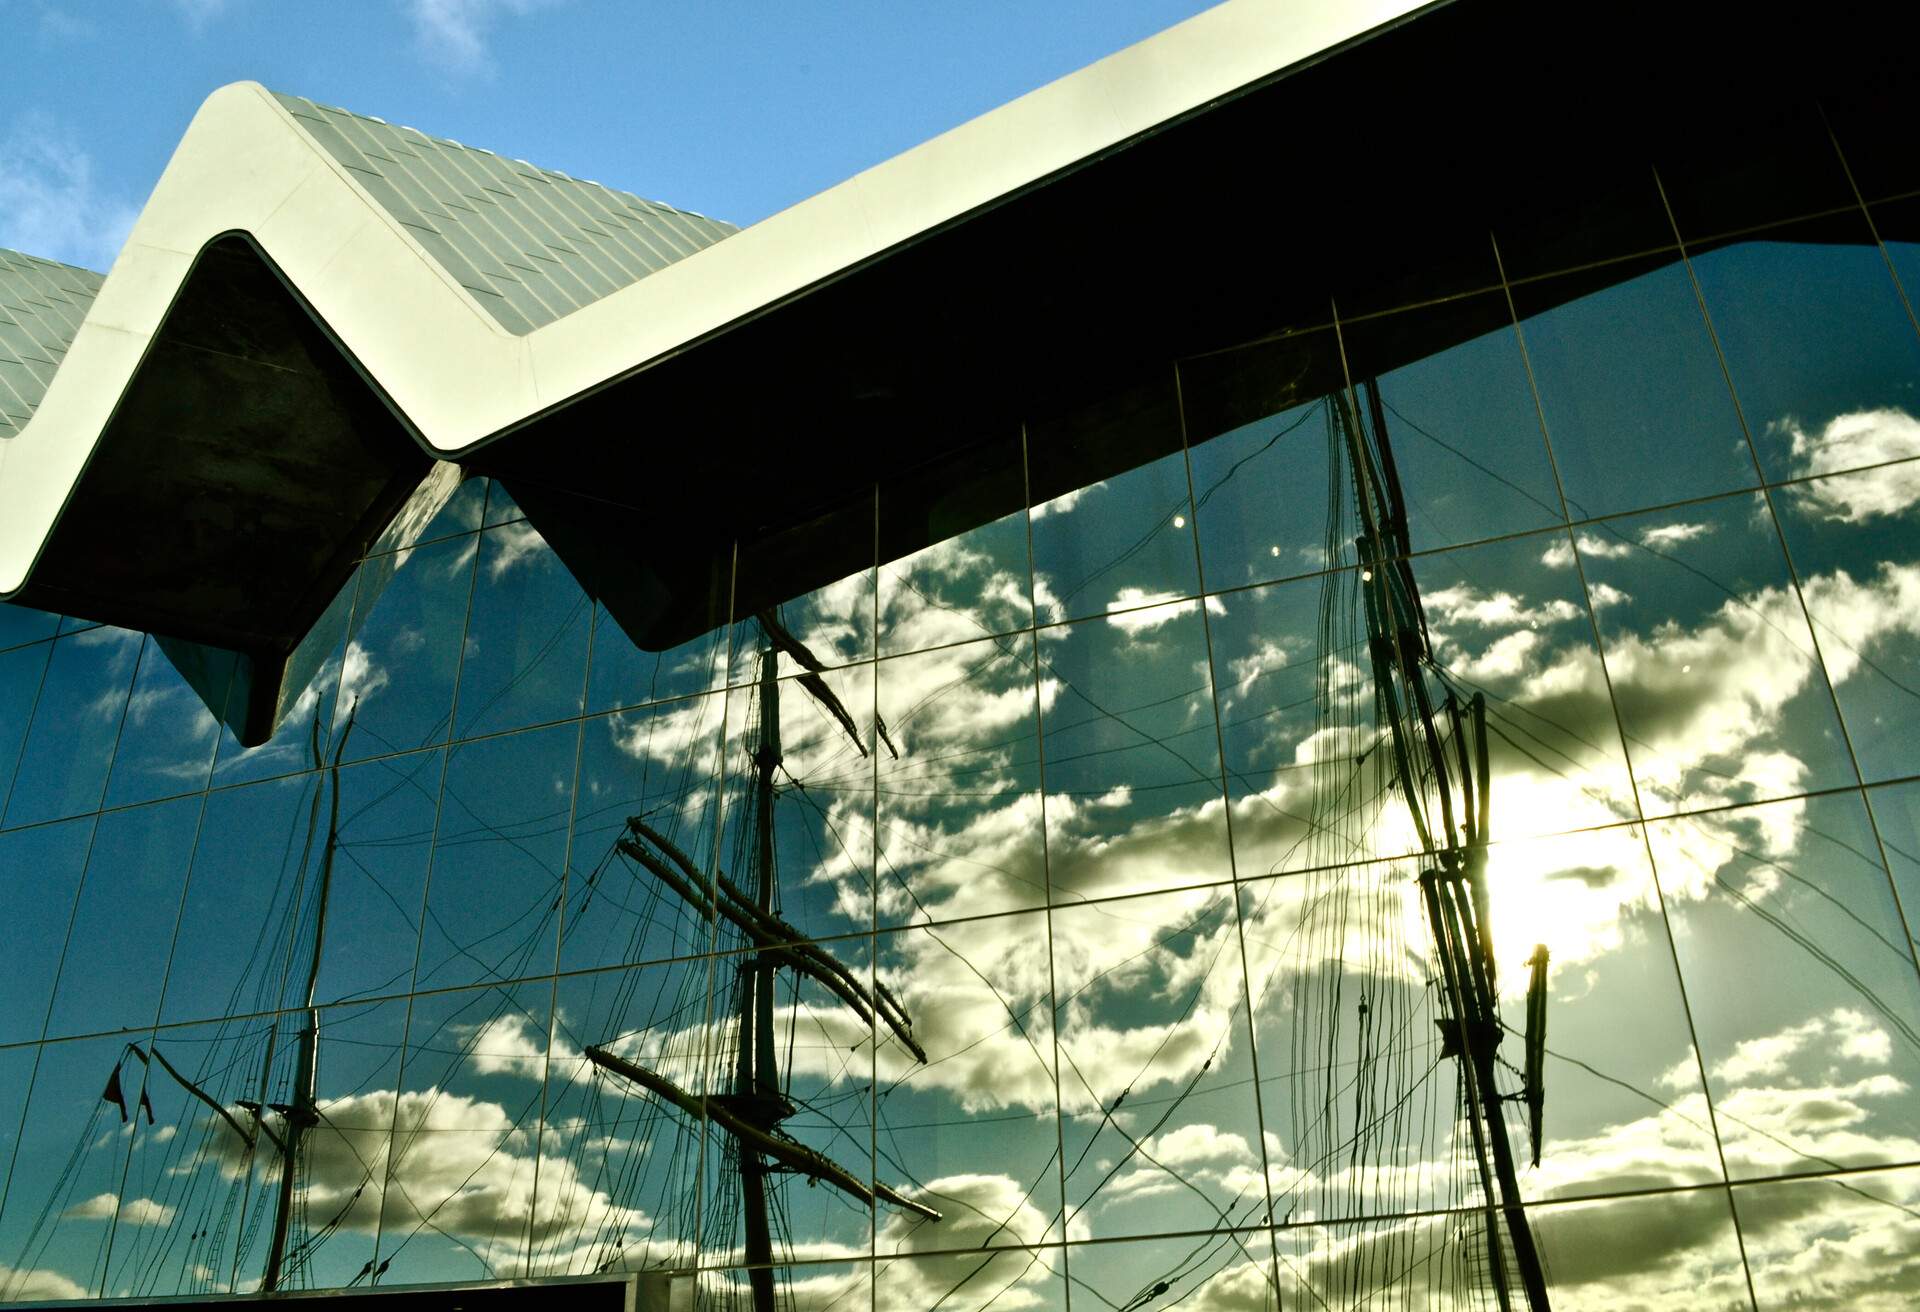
0 249 104 439
274 92 736 334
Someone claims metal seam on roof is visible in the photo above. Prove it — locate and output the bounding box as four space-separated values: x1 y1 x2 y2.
0 250 104 440
271 91 739 334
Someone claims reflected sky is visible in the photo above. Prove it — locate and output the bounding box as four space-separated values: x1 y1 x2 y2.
8 188 1920 1312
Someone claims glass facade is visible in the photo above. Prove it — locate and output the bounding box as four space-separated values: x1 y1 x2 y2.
3 108 1920 1312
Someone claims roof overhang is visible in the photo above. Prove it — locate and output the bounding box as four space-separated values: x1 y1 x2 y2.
4 0 1915 742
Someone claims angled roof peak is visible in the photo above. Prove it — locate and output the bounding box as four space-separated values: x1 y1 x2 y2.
271 90 737 335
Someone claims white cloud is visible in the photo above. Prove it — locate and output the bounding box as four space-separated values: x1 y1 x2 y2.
460 1010 579 1077
1539 533 1633 568
0 110 138 271
1425 584 1581 629
198 1083 666 1275
1716 1015 1825 1084
1104 590 1223 636
0 1264 86 1301
1030 482 1103 519
61 1191 119 1220
1639 521 1711 548
61 1192 176 1226
1586 580 1630 608
336 638 391 712
406 0 566 76
485 518 553 578
1783 409 1920 521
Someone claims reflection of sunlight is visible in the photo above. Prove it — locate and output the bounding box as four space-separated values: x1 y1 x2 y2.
1482 819 1655 984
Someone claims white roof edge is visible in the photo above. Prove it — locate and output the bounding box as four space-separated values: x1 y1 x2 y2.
0 0 1429 596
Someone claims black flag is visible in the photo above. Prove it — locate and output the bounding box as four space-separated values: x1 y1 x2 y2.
102 1064 129 1123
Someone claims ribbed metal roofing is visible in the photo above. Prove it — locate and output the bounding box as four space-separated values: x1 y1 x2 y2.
0 249 105 439
273 92 738 335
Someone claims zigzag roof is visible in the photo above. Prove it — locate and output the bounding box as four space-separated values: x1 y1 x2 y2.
0 0 1421 606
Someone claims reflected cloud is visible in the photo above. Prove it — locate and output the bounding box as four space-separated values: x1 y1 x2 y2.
60 1193 174 1226
1784 408 1920 516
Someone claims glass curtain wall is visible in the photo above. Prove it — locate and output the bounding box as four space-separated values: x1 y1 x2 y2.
2 103 1920 1310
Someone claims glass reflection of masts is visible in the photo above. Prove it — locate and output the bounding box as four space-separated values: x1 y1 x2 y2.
1336 383 1551 1312
586 616 935 1312
261 710 355 1294
104 714 354 1294
737 643 783 1312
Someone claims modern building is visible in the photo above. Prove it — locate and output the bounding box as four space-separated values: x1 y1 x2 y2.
2 0 1919 1307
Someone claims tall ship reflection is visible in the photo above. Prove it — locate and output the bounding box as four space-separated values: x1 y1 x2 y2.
2 383 1584 1312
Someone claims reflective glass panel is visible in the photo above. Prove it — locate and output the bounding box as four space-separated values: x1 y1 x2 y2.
1735 1163 1920 1309
875 1246 1067 1312
0 1034 153 1303
481 479 522 527
317 748 443 1006
1578 494 1854 813
1647 792 1920 1179
701 1260 867 1312
3 626 140 828
372 980 552 1285
1239 820 1723 1221
537 960 712 1276
731 491 876 686
1864 778 1920 960
453 520 591 740
1871 194 1920 344
370 467 486 556
1039 602 1231 904
878 432 1030 656
1337 292 1565 554
563 698 726 975
1181 327 1347 590
1411 530 1639 836
1052 888 1265 1242
1689 217 1920 484
161 771 322 1027
419 724 579 992
699 936 875 1263
1512 255 1755 519
1771 462 1920 785
1271 1211 1501 1311
102 635 223 809
102 1003 402 1297
1203 570 1372 878
588 603 731 719
1029 446 1199 628
720 663 876 945
44 797 200 1042
0 817 93 1045
0 1043 34 1216
210 570 354 788
336 536 476 764
0 602 56 651
874 912 1062 1254
1525 1187 1751 1309
879 507 1032 658
876 633 1045 928
164 749 444 1025
0 640 50 812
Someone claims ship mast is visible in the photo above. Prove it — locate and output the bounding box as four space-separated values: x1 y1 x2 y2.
589 613 935 1311
261 711 355 1293
736 642 785 1311
1335 381 1551 1312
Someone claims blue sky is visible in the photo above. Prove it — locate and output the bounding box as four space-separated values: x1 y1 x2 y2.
0 0 1216 271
